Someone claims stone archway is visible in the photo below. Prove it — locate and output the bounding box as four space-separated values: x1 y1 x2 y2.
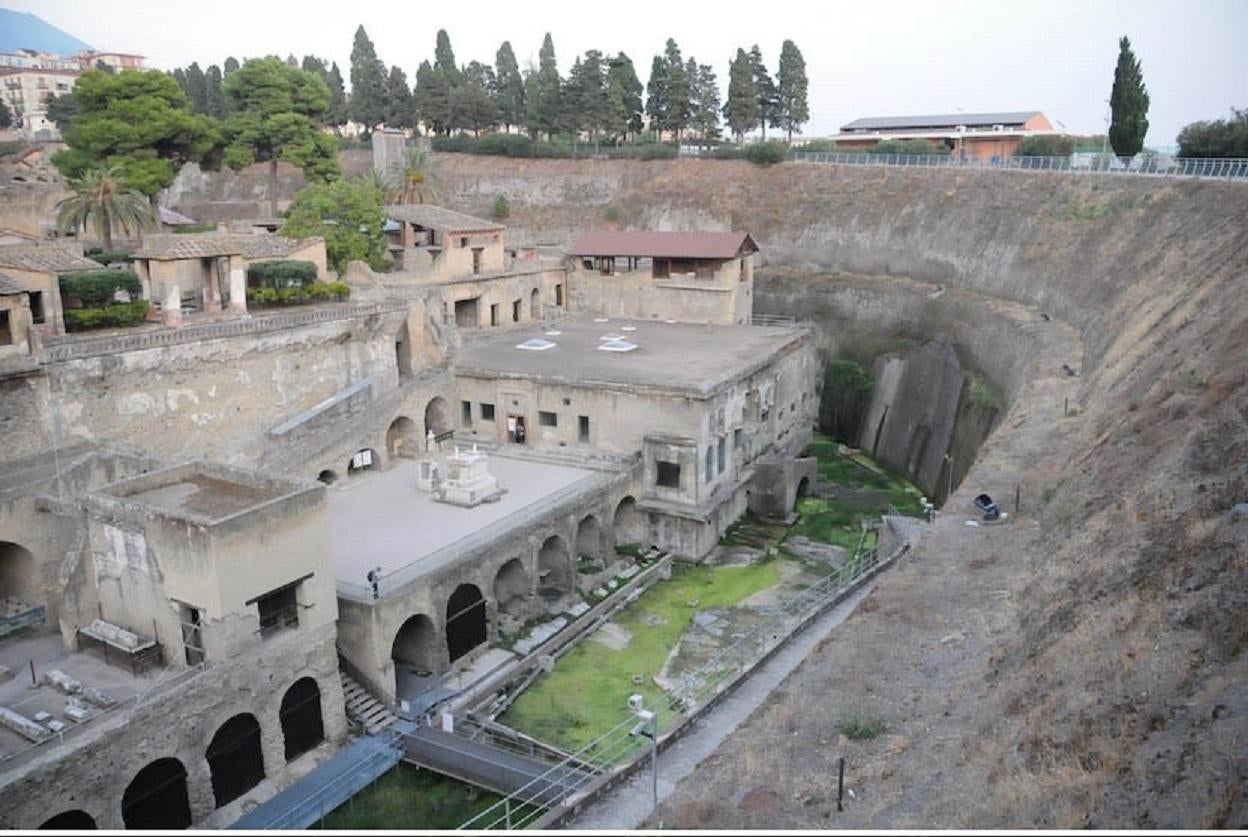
122 758 192 830
612 496 644 547
392 613 439 685
206 713 265 808
445 584 487 663
424 397 451 438
537 535 573 603
39 810 96 830
575 515 603 560
0 541 39 610
279 677 325 761
493 558 529 618
386 416 418 459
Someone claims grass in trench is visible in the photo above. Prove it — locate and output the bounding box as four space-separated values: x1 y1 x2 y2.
315 762 514 830
501 559 783 753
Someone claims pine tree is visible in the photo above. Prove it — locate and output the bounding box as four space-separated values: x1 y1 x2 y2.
645 55 668 137
775 39 808 142
204 65 226 117
285 54 299 68
460 61 499 136
692 62 720 143
662 39 691 143
606 52 643 142
326 62 348 130
1108 35 1149 158
415 60 451 135
349 25 387 136
494 41 524 132
385 65 413 129
535 33 562 140
435 30 460 84
223 56 239 77
724 48 759 143
301 56 326 76
748 45 778 140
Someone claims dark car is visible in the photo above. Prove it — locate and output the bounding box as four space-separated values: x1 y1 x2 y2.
973 493 1000 521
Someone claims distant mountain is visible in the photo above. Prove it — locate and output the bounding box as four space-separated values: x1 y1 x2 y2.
0 8 92 55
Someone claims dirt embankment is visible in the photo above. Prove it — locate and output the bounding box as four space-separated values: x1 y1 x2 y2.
420 157 1246 827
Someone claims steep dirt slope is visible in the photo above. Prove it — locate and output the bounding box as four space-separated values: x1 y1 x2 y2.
426 157 1248 827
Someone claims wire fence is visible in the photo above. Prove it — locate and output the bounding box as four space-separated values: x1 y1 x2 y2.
788 151 1248 180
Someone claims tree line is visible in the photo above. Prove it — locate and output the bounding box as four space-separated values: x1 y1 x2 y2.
166 27 809 146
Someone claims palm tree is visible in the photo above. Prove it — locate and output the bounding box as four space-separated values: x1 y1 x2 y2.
383 147 439 205
55 166 155 251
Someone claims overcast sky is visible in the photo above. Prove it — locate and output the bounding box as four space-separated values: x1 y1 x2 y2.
9 0 1247 147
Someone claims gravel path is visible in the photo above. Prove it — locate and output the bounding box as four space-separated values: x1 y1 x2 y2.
564 582 875 830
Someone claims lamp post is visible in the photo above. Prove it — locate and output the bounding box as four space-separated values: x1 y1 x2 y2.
629 694 659 808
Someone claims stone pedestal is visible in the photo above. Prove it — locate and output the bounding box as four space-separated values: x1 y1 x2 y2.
228 267 248 313
433 446 504 508
162 282 182 327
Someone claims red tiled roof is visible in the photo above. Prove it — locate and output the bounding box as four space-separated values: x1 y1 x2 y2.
568 231 758 260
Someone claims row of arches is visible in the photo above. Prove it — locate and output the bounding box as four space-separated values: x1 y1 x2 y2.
388 496 647 698
45 677 326 830
314 398 453 487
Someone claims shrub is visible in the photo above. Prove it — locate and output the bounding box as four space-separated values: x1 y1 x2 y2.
871 139 950 156
247 281 348 307
492 194 511 221
83 248 134 266
837 714 887 740
709 145 744 160
635 143 679 160
1016 135 1076 157
744 141 790 165
62 300 149 332
477 132 535 157
246 259 319 288
58 269 142 307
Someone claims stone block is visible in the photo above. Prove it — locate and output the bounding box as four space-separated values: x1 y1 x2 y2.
43 669 82 695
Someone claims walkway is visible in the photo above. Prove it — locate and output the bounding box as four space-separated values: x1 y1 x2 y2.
402 725 597 806
229 731 405 830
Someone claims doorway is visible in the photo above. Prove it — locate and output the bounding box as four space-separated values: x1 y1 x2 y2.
507 414 526 444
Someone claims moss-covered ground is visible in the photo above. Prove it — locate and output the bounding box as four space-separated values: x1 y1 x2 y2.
315 762 510 830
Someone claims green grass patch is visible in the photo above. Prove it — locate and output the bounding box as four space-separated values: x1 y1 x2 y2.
502 560 784 753
315 762 519 829
837 713 888 740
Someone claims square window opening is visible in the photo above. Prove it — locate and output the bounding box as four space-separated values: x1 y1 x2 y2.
538 410 558 427
480 402 496 421
257 585 299 638
656 460 680 488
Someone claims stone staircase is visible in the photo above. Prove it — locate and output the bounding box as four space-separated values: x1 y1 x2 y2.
340 671 399 735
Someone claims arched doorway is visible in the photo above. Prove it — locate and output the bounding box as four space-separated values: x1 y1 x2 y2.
122 758 192 830
529 288 540 319
39 810 96 830
445 584 487 663
493 559 529 617
0 541 39 609
575 515 603 566
424 397 451 438
279 677 325 761
347 448 378 478
796 477 811 505
537 535 572 603
392 613 439 698
386 416 417 459
206 713 265 808
613 497 644 547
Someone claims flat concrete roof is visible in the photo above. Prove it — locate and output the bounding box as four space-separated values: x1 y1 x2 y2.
453 318 804 396
126 475 276 520
327 454 602 588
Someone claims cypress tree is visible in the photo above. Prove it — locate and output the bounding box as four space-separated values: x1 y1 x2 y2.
776 39 808 142
415 59 451 135
535 33 562 140
349 25 387 136
183 62 208 113
385 65 413 129
748 45 778 140
662 39 690 143
645 55 668 137
494 41 524 132
223 56 240 77
204 65 227 117
1108 36 1149 158
522 67 542 140
326 62 348 130
724 49 759 143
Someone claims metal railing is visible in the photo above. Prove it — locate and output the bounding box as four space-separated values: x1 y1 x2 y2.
789 151 1248 180
0 606 45 639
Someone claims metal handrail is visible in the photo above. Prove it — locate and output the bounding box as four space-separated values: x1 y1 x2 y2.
788 151 1248 180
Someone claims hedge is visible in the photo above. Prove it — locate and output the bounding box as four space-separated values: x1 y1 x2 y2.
245 281 350 307
744 141 790 165
83 248 134 266
432 133 680 160
63 300 150 332
246 260 319 288
58 269 142 307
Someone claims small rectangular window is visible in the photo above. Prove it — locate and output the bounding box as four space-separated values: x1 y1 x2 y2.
28 291 44 324
539 411 558 427
0 310 10 346
461 400 473 426
490 303 500 326
578 415 590 443
656 461 680 488
480 402 496 421
257 585 299 638
555 284 564 307
718 437 726 473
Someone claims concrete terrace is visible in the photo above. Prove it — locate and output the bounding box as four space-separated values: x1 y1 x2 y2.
327 454 600 589
453 317 805 396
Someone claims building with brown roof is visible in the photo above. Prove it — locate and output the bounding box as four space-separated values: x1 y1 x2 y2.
568 230 760 325
0 244 102 334
0 272 35 360
386 205 505 278
827 110 1057 160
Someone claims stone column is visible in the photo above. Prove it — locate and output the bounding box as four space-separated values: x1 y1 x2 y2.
228 260 247 314
202 260 223 313
162 282 182 327
185 752 216 823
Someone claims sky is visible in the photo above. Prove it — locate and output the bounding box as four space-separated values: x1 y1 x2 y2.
7 0 1247 147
